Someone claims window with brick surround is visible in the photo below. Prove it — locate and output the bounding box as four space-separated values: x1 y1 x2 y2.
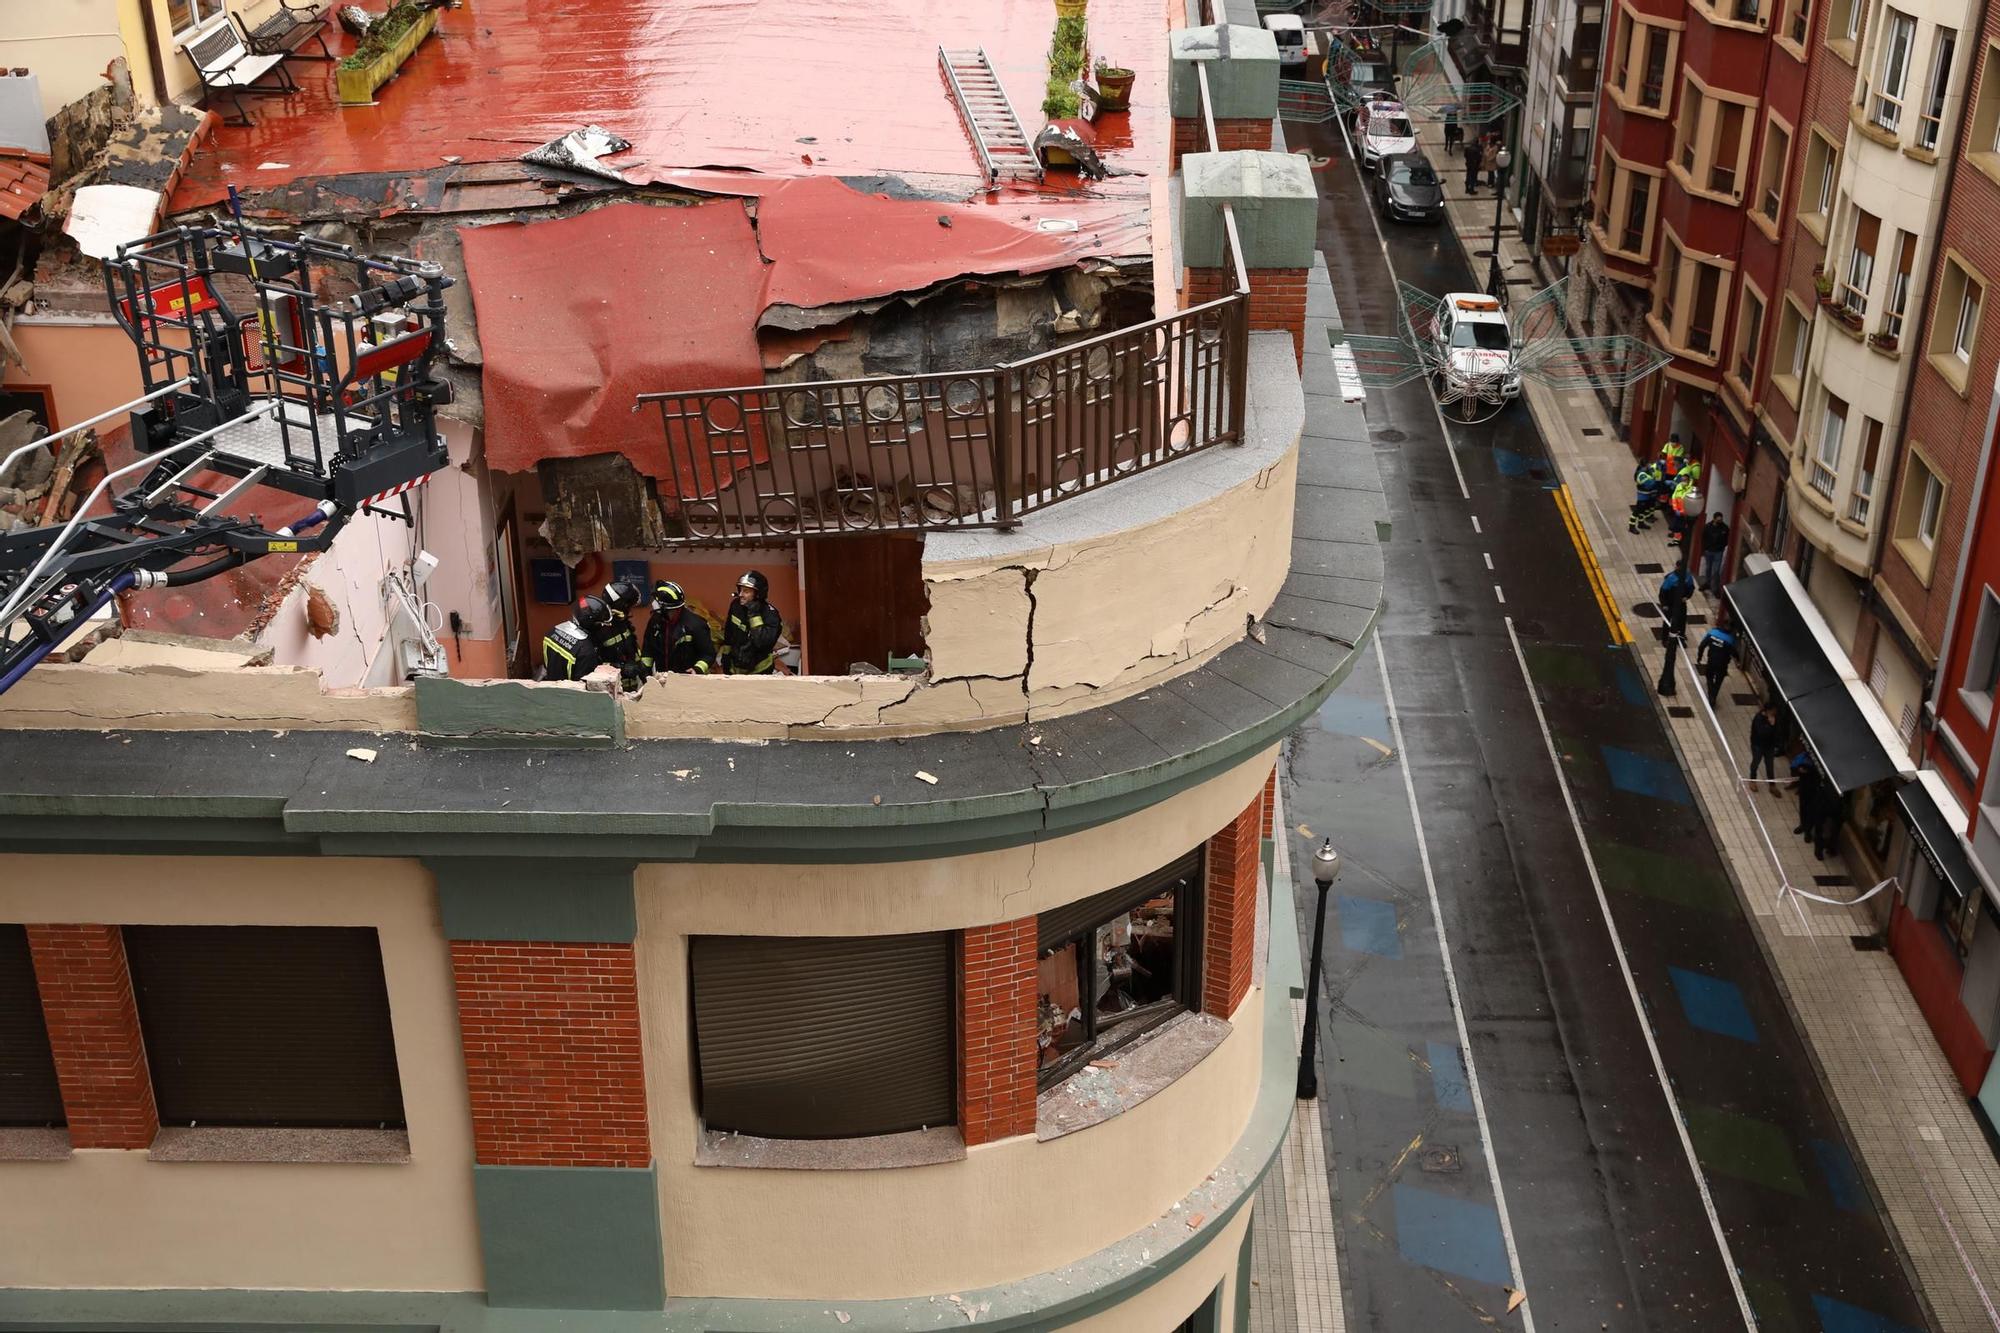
1650 229 1731 359
1972 43 2000 160
1610 4 1679 114
1592 146 1659 259
1670 74 1757 202
1732 283 1766 392
1930 253 1985 386
1811 393 1849 498
1847 416 1883 523
1882 230 1916 340
124 926 405 1129
1781 0 1811 46
0 925 63 1128
1775 296 1810 403
1829 0 1870 48
1035 852 1203 1089
1801 130 1840 237
690 932 952 1139
1895 450 1947 581
1756 116 1792 224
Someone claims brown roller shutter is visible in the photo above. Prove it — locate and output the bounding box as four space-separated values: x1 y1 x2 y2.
124 926 405 1128
0 926 64 1127
691 933 952 1139
1039 851 1205 951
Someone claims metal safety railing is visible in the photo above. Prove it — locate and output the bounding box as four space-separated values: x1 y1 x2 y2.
634 63 1252 545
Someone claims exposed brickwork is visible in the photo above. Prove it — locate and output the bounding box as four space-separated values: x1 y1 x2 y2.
1204 792 1263 1019
1260 765 1277 839
25 924 156 1149
449 941 650 1167
1187 266 1309 367
1173 116 1271 166
956 918 1038 1146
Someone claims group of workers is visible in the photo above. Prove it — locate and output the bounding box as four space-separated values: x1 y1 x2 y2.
539 570 783 684
1628 432 1702 547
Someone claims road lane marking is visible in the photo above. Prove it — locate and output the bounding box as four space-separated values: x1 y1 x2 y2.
1502 616 1759 1331
1494 584 1506 604
1332 108 1471 503
1471 515 1482 534
1375 635 1539 1331
1552 484 1632 644
1483 551 1494 570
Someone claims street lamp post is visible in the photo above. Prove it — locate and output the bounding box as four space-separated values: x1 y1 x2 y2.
1296 838 1343 1101
1485 142 1513 297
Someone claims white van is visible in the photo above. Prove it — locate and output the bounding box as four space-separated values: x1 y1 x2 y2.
1264 13 1308 70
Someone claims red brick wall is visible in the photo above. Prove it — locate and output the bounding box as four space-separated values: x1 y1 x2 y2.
449 942 650 1167
1260 766 1277 838
1204 792 1263 1019
26 924 156 1149
1173 116 1272 166
956 918 1037 1146
1186 266 1308 366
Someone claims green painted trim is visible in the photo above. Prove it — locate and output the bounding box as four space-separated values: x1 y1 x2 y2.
474 1164 664 1311
1192 1282 1224 1333
1261 836 1274 891
1234 1226 1253 1332
428 858 637 942
417 677 623 748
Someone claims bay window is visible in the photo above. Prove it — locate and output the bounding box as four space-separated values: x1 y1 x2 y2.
1847 418 1883 523
1650 228 1731 360
1872 9 1917 133
1811 394 1849 499
1841 209 1880 316
1917 29 1957 150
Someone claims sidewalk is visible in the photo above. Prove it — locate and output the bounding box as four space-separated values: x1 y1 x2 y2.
1412 113 2000 1331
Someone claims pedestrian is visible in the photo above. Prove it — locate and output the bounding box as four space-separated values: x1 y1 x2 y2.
1666 461 1702 553
1748 703 1783 785
639 579 715 675
1695 620 1738 706
1481 136 1500 189
1658 559 1694 644
1443 105 1461 151
1813 789 1842 861
1699 511 1730 592
1790 750 1818 837
722 569 783 675
1629 458 1665 533
1463 136 1481 193
1659 431 1687 481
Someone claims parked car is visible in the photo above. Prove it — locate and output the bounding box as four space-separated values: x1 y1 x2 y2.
1374 152 1442 222
1264 13 1308 71
1430 293 1522 403
1339 45 1397 100
1355 97 1416 171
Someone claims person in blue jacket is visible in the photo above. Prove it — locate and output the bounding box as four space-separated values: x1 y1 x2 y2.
1695 621 1739 706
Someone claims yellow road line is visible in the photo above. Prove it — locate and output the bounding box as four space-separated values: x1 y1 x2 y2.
1553 484 1633 645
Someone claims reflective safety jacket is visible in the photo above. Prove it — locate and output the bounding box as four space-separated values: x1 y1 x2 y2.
1634 460 1665 497
723 598 782 674
1660 437 1687 478
641 609 715 675
540 619 603 682
599 613 638 668
1670 475 1700 516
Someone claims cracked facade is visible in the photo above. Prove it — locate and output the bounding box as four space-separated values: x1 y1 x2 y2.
0 1 1370 1330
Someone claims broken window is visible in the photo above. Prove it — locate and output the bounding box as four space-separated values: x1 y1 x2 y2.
1037 852 1204 1088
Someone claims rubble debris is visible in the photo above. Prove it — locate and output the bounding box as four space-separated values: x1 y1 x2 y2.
65 183 161 261
536 453 670 562
522 125 633 183
346 747 379 763
0 419 96 533
1033 121 1109 180
915 771 939 785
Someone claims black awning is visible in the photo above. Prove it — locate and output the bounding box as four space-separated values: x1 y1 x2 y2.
1897 779 1983 903
1725 568 1903 795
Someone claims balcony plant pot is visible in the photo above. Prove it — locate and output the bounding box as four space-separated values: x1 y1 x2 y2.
1055 0 1087 14
1092 65 1135 111
337 6 439 105
1869 332 1899 353
1833 306 1863 330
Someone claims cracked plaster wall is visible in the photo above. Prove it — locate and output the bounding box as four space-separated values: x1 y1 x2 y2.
633 748 1274 1300
0 662 415 730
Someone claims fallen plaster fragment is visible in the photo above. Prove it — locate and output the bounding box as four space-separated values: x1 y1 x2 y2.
1505 1289 1526 1313
1186 1213 1204 1229
836 1315 851 1325
346 747 377 763
915 770 939 785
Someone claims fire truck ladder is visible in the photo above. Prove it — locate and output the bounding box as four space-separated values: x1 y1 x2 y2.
0 219 454 695
940 47 1044 187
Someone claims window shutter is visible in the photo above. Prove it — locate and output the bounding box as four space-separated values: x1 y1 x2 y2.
691 933 952 1139
0 926 64 1127
1038 851 1205 952
124 926 405 1128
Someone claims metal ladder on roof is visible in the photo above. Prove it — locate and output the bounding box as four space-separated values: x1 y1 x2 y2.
939 47 1043 188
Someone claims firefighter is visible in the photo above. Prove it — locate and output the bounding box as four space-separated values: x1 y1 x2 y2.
598 580 642 672
722 570 783 675
540 594 616 682
640 580 715 675
1629 457 1666 533
1659 431 1688 481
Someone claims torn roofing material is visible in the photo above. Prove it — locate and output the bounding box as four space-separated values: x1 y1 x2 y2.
460 184 1149 483
171 0 1168 211
0 148 50 223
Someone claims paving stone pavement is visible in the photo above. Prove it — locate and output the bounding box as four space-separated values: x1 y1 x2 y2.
1408 111 2000 1332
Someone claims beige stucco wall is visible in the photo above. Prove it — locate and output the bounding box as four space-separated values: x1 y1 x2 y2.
5 321 146 431
0 661 418 730
0 855 482 1293
634 749 1274 1299
1060 1203 1251 1333
0 0 131 117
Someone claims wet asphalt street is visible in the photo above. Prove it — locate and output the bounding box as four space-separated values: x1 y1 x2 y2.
1283 116 1933 1332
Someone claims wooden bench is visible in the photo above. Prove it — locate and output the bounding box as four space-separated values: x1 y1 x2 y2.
179 13 297 127
243 0 333 62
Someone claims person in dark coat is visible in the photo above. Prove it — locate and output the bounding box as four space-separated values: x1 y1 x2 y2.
639 580 715 675
1443 104 1462 151
1748 703 1783 786
1464 136 1482 192
721 569 783 675
1790 750 1819 838
1658 559 1695 645
1699 512 1730 592
1695 622 1739 706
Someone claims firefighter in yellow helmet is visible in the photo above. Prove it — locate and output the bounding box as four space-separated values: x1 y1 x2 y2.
721 570 783 675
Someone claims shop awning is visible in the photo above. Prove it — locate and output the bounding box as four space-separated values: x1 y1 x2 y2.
1897 771 1985 904
1724 562 1916 794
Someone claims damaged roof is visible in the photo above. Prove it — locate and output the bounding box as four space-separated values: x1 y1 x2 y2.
172 0 1168 212
0 148 50 223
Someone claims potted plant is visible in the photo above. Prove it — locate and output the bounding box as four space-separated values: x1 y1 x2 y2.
1043 85 1082 121
1813 272 1836 304
1833 303 1864 330
337 0 439 105
1055 0 1088 15
1092 57 1135 111
1869 330 1900 352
